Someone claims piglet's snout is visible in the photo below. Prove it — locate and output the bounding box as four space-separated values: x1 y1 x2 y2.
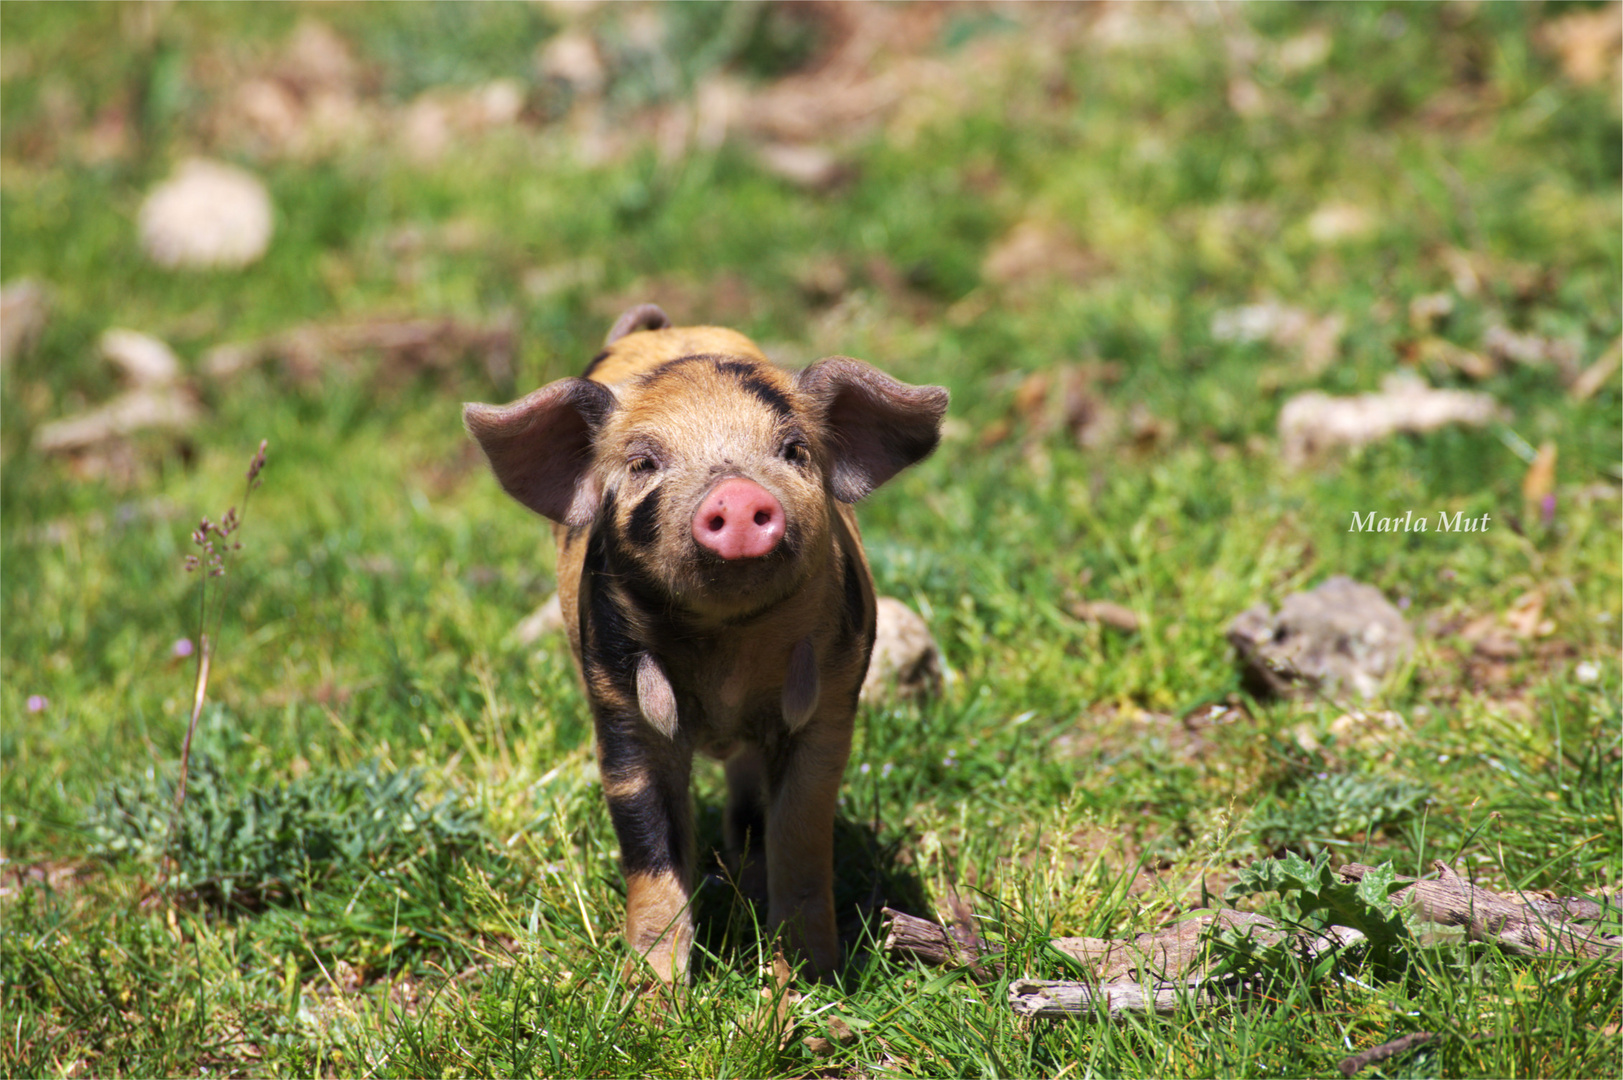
692 477 785 560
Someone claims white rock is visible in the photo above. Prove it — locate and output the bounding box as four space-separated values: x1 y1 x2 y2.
139 159 274 270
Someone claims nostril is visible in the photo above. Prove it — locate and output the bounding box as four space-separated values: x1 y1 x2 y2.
753 509 772 526
708 515 725 532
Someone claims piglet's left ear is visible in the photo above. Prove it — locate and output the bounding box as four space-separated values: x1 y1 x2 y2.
797 357 948 503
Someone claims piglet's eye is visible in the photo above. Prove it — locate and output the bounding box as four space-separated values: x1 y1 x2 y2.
628 455 658 474
782 439 810 465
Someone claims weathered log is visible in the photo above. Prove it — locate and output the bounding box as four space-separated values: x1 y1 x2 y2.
1051 910 1284 982
1008 976 1222 1019
1009 921 1365 1018
881 904 1004 982
1338 861 1622 962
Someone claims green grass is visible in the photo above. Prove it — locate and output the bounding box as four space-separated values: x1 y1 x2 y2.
2 3 1620 1077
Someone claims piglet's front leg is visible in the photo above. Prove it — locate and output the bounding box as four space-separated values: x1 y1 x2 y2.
764 710 854 977
596 709 697 984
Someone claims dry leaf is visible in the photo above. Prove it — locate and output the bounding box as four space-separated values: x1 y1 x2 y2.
536 29 606 96
0 280 50 365
1072 600 1141 634
203 315 516 386
1571 337 1621 401
1521 442 1557 526
1012 370 1052 421
1211 300 1344 375
1504 592 1548 639
1408 292 1455 332
982 220 1103 290
1538 4 1622 85
513 593 564 647
1482 325 1581 380
1412 336 1494 380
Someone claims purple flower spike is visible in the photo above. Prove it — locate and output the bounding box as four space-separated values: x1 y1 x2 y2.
173 638 195 659
1540 493 1556 527
26 695 48 713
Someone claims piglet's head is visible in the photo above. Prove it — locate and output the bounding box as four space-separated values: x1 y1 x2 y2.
465 341 946 614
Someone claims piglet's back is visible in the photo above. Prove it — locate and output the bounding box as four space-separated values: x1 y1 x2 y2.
584 326 770 386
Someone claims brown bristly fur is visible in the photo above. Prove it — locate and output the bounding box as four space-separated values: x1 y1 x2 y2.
465 305 947 982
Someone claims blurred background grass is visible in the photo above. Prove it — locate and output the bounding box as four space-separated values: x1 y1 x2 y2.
1 3 1619 1077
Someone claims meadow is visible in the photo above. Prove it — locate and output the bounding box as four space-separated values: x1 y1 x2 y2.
1 3 1619 1077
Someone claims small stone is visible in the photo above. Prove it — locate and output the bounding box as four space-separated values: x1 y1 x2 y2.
861 597 943 704
139 159 274 270
1228 577 1415 699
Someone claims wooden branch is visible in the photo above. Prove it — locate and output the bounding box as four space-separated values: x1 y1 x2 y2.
1339 862 1622 962
1336 1031 1438 1077
1009 921 1365 1018
1008 976 1222 1019
881 905 1003 982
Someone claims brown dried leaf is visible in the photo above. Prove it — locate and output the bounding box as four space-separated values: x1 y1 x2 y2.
1571 336 1622 401
1072 600 1141 634
1210 300 1344 375
1521 442 1557 524
1413 336 1495 380
1408 292 1455 333
977 418 1013 449
1503 591 1548 640
1538 4 1622 85
982 220 1104 291
1012 370 1052 422
0 279 50 366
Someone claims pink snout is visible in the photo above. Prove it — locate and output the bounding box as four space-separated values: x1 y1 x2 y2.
692 478 785 560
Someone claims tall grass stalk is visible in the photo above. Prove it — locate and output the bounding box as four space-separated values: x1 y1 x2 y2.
173 441 268 820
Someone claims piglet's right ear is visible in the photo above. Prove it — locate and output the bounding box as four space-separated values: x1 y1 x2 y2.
464 378 615 527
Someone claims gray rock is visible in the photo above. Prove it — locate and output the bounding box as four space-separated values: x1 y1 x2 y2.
1228 576 1414 699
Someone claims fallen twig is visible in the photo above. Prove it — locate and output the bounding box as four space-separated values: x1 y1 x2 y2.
1336 1031 1438 1077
